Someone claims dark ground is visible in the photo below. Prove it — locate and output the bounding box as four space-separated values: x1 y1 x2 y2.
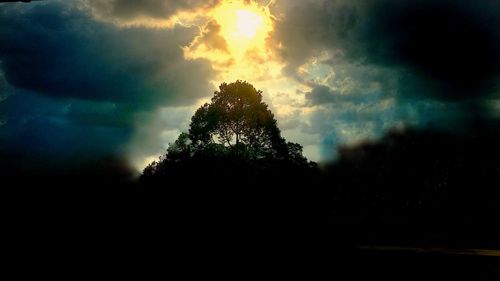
3 176 498 280
3 128 500 278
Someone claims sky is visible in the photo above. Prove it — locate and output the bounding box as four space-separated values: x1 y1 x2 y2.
0 0 499 175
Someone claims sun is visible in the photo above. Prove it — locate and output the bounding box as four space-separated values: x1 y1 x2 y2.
184 0 280 85
211 1 272 56
235 9 263 38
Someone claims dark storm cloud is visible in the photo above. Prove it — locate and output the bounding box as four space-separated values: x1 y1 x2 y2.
0 89 132 174
271 0 500 158
85 0 219 21
305 77 388 106
0 70 7 98
306 85 341 105
357 0 500 100
306 84 377 106
0 2 214 105
273 0 500 101
0 1 215 174
270 0 358 74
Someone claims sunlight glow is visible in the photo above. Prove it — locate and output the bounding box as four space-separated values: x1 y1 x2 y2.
185 0 275 68
211 0 272 58
235 9 263 38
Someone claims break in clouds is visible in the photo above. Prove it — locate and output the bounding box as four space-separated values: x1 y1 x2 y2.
0 0 499 174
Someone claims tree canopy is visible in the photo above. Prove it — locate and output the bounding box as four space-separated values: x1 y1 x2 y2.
142 81 314 179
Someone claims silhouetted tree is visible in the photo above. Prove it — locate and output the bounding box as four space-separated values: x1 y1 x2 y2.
190 81 288 158
142 81 313 179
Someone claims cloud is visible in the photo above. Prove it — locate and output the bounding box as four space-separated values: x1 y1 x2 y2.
269 0 358 74
0 2 215 106
127 105 198 170
0 70 7 100
188 20 229 53
0 1 216 174
306 85 343 106
272 0 500 101
357 0 500 100
83 0 220 23
269 0 500 158
2 0 499 172
0 89 132 174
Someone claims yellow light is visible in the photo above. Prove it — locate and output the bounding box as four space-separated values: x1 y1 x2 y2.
209 1 272 57
235 9 263 38
184 0 280 84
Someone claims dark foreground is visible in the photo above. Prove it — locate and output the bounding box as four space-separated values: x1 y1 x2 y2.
3 177 498 280
335 248 500 280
